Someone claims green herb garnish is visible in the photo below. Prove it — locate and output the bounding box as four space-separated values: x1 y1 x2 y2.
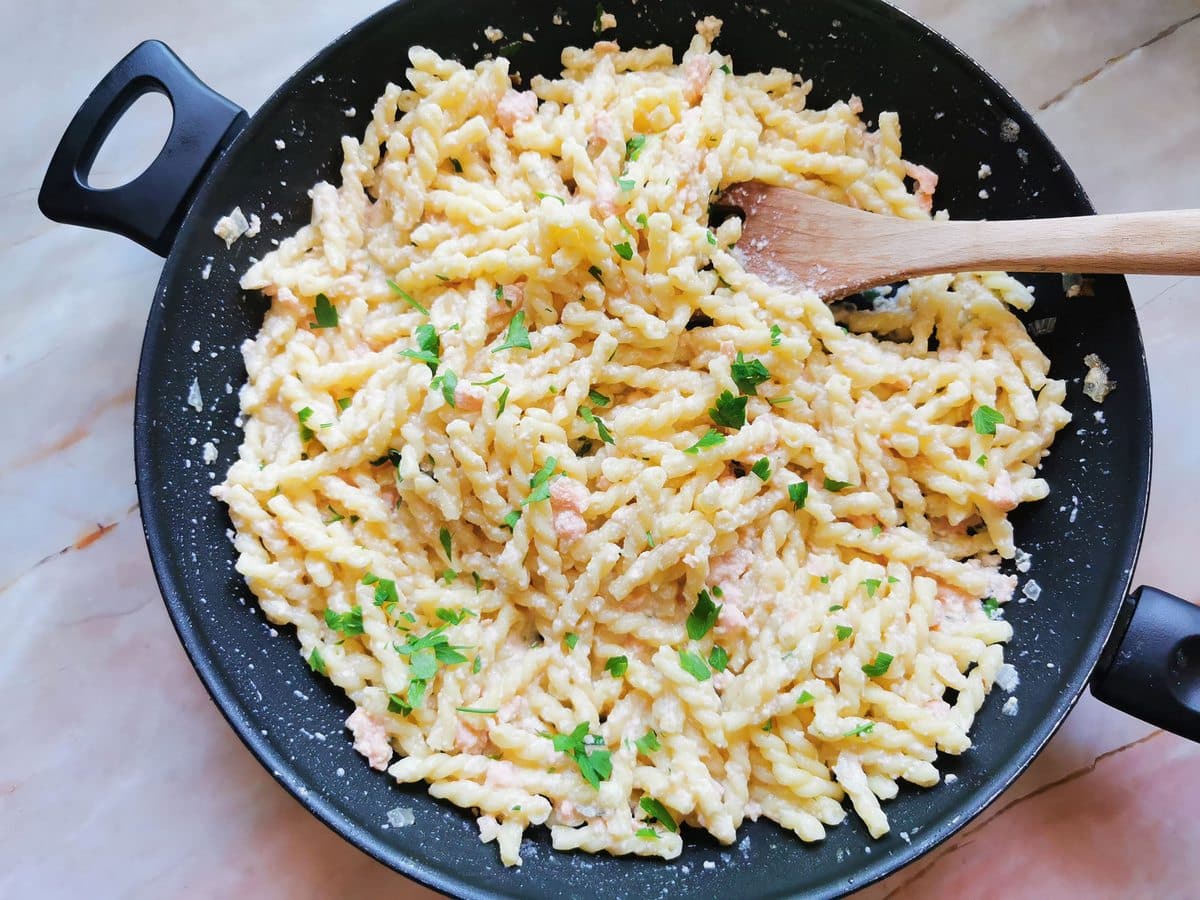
678 649 710 681
709 390 748 429
324 606 364 636
788 482 809 510
307 647 327 675
835 625 853 641
548 722 612 789
639 797 677 832
605 655 628 677
751 457 771 481
731 352 770 396
973 405 1005 435
862 652 894 677
635 730 661 754
823 477 852 492
625 135 646 161
492 311 532 353
687 589 722 640
311 293 338 328
708 645 729 672
614 241 633 260
387 279 429 315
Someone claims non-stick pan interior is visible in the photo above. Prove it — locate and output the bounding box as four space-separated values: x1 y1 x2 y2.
134 1 1151 897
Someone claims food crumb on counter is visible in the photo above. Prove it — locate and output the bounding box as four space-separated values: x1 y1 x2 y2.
1021 579 1042 602
944 773 958 784
202 441 218 465
484 26 504 42
1001 696 1019 716
999 118 1020 142
977 163 992 180
343 107 356 117
978 189 989 199
275 139 285 150
599 12 617 30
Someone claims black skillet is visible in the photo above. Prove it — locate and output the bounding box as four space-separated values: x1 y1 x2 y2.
39 0 1200 896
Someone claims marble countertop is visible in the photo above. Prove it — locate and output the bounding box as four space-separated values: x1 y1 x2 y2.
4 1 1198 897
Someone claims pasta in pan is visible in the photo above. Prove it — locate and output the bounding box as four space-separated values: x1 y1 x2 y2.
216 17 1069 865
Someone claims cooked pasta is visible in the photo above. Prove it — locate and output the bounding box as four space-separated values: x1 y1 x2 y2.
215 17 1070 866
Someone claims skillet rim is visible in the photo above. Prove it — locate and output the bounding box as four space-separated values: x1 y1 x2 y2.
132 1 1153 896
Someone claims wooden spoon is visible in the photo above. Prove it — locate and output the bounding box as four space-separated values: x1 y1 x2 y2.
722 182 1200 300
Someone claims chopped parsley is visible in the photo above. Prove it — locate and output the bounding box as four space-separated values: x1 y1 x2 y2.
616 176 635 192
362 572 399 612
982 596 1001 619
635 729 661 754
708 645 729 672
472 655 483 673
307 647 327 675
770 324 782 346
387 693 411 715
788 482 809 510
835 625 853 641
523 456 559 506
862 652 894 677
828 604 843 612
435 273 450 281
502 509 521 529
536 191 566 204
588 389 611 407
548 722 612 789
497 385 511 414
430 367 457 406
492 311 532 353
324 606 364 636
684 429 726 454
679 649 711 681
719 63 732 74
751 457 771 481
439 526 453 561
730 352 770 395
636 213 649 228
844 722 875 738
768 395 793 406
310 293 338 328
625 134 646 161
588 264 604 283
605 655 628 677
399 323 441 373
823 477 852 492
450 158 463 173
473 373 505 386
796 690 815 705
709 390 748 429
498 41 524 58
977 454 988 467
435 607 471 625
472 572 482 594
973 405 1005 435
323 505 344 524
387 279 429 315
593 2 605 33
687 589 722 640
863 578 881 598
645 531 656 548
456 706 498 715
337 396 352 410
636 828 659 840
706 229 717 246
639 797 678 832
565 633 580 650
297 406 314 442
870 524 882 537
578 405 615 444
614 241 634 260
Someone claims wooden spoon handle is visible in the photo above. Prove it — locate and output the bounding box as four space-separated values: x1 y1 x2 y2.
904 210 1200 278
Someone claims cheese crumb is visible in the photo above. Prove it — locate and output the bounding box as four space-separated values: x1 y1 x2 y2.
1083 353 1115 403
484 26 504 42
978 189 989 199
274 139 285 150
995 663 1020 692
270 212 283 224
1001 696 1019 716
599 12 617 30
977 163 992 180
1022 579 1042 601
387 806 415 828
213 206 249 247
187 378 203 411
245 214 261 238
944 773 958 784
999 118 1020 142
202 441 218 464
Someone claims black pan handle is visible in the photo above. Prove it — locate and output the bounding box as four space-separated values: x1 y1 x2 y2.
38 40 247 256
1091 586 1200 740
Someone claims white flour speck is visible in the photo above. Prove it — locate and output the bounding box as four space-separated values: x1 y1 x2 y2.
944 773 958 784
996 663 1020 692
191 340 201 353
275 139 285 150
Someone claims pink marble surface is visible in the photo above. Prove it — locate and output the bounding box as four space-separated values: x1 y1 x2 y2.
3 1 1198 898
